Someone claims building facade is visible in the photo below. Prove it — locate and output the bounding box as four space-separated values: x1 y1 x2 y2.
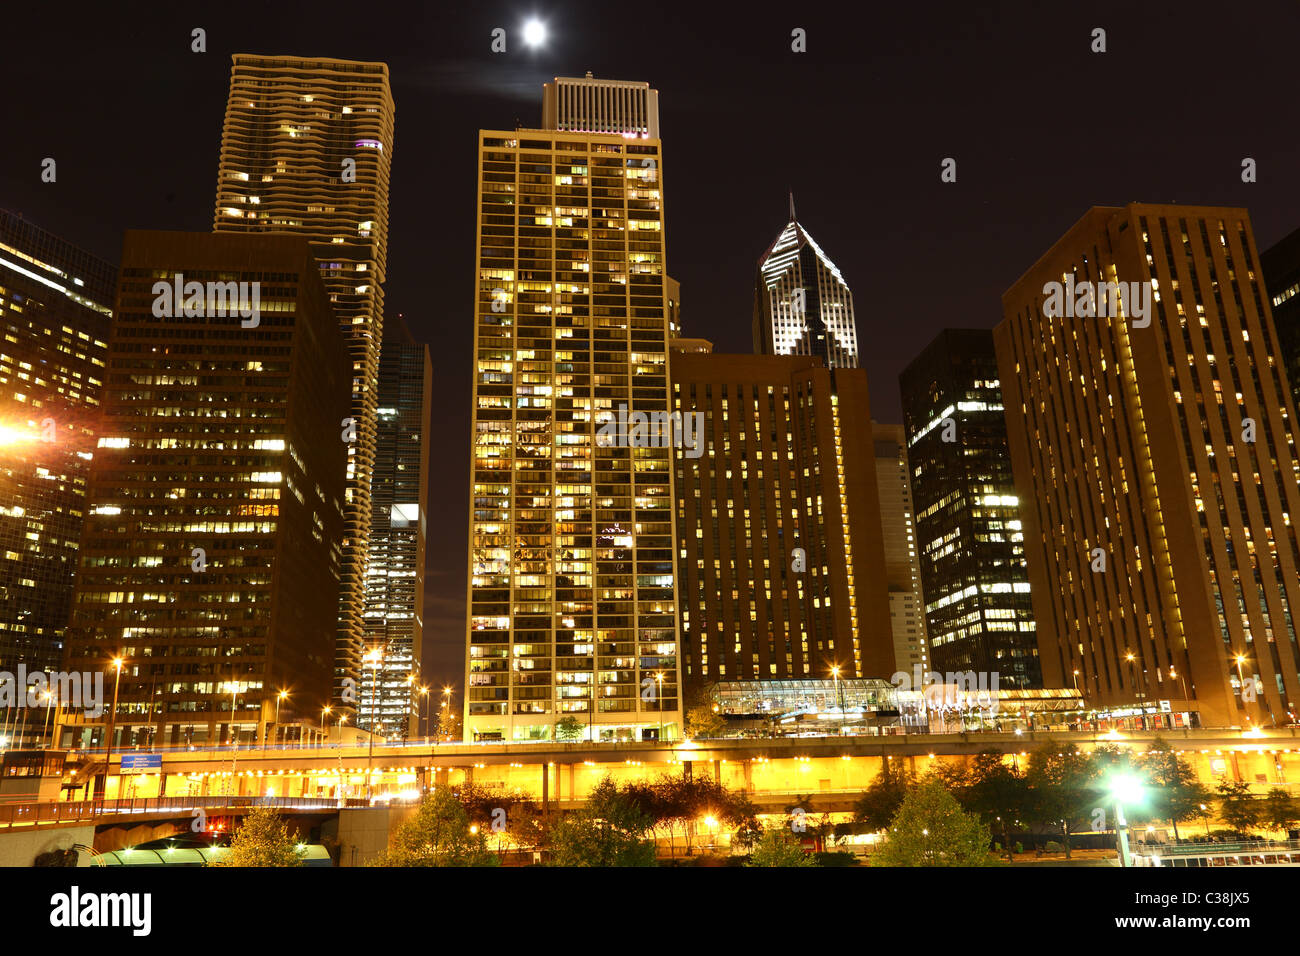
871 423 930 678
361 317 431 739
900 329 1041 688
670 351 894 694
63 231 350 748
996 204 1300 728
212 54 395 718
1261 225 1300 414
0 211 114 677
753 198 859 369
465 78 681 741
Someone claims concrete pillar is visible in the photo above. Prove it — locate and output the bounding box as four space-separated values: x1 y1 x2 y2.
541 762 549 818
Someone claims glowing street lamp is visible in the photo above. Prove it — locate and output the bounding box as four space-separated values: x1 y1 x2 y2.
1107 773 1146 867
102 656 125 800
268 689 289 750
321 706 332 747
655 672 665 740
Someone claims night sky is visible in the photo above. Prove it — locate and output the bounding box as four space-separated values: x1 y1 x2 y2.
5 1 1299 689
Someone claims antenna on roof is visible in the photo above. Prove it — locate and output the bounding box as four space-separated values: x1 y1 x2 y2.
788 192 797 222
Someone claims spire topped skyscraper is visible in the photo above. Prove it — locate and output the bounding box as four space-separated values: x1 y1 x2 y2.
753 203 859 369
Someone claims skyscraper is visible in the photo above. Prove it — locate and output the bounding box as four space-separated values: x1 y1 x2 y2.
213 54 395 718
996 204 1300 728
670 351 894 690
871 423 930 677
0 211 114 676
64 231 350 748
900 329 1041 688
362 316 431 739
1261 225 1300 414
753 198 859 369
465 77 680 742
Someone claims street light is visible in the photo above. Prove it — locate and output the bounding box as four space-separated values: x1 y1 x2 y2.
830 665 846 729
103 656 124 801
1234 653 1252 726
1168 667 1188 702
654 672 665 741
268 689 289 750
1072 669 1080 693
364 647 383 803
419 686 430 745
1107 773 1146 867
321 706 332 748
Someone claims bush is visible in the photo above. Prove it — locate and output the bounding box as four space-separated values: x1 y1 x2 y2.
1043 841 1064 853
33 848 78 867
813 850 859 867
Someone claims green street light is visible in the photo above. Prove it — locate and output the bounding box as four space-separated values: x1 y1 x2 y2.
1107 773 1146 867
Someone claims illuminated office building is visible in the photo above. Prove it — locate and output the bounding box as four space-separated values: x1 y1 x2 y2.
213 54 395 713
871 423 930 676
465 77 680 741
670 351 894 691
753 197 859 369
996 204 1300 727
63 231 349 748
361 316 431 739
900 329 1040 688
0 211 114 676
1262 225 1300 413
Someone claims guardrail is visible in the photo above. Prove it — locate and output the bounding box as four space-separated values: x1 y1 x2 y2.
1133 838 1300 857
0 795 365 829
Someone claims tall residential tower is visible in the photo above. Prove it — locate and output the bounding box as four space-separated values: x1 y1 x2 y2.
465 77 681 741
213 55 395 719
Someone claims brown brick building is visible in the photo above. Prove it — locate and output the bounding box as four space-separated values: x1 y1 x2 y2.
996 204 1300 728
670 350 894 695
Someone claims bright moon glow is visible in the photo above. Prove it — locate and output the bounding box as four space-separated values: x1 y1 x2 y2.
523 19 547 47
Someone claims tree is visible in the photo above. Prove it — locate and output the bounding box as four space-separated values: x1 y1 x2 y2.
1137 737 1212 841
1216 781 1259 838
871 779 995 867
964 750 1029 861
684 702 725 739
210 806 305 867
550 777 657 867
1260 788 1299 835
555 714 584 741
370 787 499 866
853 758 915 831
1025 744 1102 858
746 826 815 867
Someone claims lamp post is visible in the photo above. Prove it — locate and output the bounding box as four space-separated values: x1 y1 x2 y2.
419 686 430 745
1234 653 1253 726
1107 774 1145 867
321 706 332 749
364 647 383 803
442 686 453 742
405 673 417 742
268 689 289 750
103 657 124 801
1168 667 1188 702
655 672 665 741
1072 669 1080 693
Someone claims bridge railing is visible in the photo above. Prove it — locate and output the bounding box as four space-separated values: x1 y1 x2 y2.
0 795 366 828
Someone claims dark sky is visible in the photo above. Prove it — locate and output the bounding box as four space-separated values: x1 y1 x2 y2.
5 0 1299 690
